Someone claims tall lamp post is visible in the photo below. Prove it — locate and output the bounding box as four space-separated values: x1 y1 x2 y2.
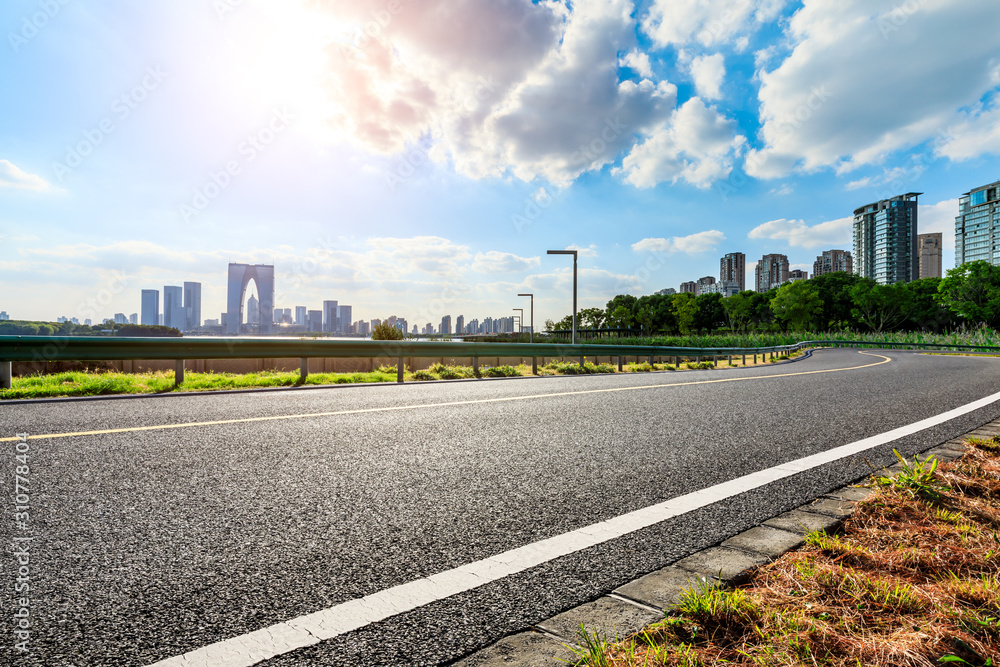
546 249 578 345
513 308 524 337
517 293 533 343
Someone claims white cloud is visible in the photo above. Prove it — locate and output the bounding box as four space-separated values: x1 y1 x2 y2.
565 244 598 258
747 0 1000 179
641 0 779 48
616 98 746 188
632 230 726 254
748 217 852 248
690 54 726 100
619 49 653 78
936 90 1000 161
471 250 540 273
0 160 53 192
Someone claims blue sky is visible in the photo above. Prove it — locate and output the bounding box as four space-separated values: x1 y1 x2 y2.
2 0 999 328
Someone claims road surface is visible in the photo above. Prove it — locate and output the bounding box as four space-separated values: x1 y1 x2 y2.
1 348 999 666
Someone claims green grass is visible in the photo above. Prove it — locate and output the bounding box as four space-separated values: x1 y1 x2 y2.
567 327 1000 351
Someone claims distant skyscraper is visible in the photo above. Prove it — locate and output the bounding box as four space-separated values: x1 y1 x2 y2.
720 252 746 292
679 281 697 294
455 315 465 335
918 233 943 279
308 310 323 332
440 315 452 335
695 276 716 295
323 300 338 333
813 249 853 277
163 286 184 330
787 269 808 281
337 305 352 333
226 264 274 334
295 306 307 326
282 308 291 324
129 313 137 324
0 311 9 321
755 254 789 292
113 313 127 324
141 289 159 326
956 180 1000 267
247 294 260 325
273 308 283 324
184 282 202 332
854 193 920 284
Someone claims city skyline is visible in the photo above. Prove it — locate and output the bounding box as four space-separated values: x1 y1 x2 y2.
2 1 999 326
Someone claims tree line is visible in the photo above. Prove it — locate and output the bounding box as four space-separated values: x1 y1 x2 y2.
0 320 181 337
546 260 1000 335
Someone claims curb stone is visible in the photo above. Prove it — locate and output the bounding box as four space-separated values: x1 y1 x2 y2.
449 421 995 666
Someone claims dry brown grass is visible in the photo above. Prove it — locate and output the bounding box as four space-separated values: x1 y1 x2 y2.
579 439 1000 667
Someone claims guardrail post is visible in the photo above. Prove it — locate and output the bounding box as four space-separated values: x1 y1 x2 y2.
531 357 538 375
742 354 746 366
396 357 404 383
647 355 653 367
300 358 308 382
753 353 757 364
473 356 479 376
579 355 584 368
1 361 11 389
175 359 185 386
617 356 623 372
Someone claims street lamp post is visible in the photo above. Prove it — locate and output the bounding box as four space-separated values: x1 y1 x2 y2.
517 293 533 343
546 250 578 345
513 308 524 337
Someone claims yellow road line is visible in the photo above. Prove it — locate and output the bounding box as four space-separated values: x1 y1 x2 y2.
1 351 891 443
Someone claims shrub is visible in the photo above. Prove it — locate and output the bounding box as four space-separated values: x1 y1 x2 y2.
412 370 436 381
632 362 653 372
371 321 406 340
482 365 521 377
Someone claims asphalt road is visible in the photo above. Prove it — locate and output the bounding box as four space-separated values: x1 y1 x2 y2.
2 348 999 666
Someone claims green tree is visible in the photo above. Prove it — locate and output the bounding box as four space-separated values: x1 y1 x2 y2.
937 260 1000 328
578 307 605 330
722 291 756 333
371 320 406 340
604 294 638 328
671 293 698 334
693 293 725 332
849 281 914 333
116 324 182 337
903 277 955 332
771 281 823 331
809 272 868 330
635 293 677 334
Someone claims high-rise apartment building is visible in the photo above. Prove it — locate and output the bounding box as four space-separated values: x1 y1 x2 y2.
0 311 10 321
695 276 716 295
183 282 201 332
323 300 338 333
307 310 323 332
295 306 307 326
129 313 137 324
114 313 127 324
140 289 159 326
163 286 184 330
679 281 697 294
246 295 260 325
853 193 920 284
787 269 808 281
720 252 746 292
755 254 789 292
918 233 943 278
440 315 452 335
813 249 853 277
337 305 352 333
455 315 464 335
955 180 1000 267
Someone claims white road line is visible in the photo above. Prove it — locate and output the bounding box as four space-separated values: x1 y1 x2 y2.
147 384 1000 667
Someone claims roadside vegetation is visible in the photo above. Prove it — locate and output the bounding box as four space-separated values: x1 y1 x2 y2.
548 262 1000 343
0 352 801 400
566 439 1000 667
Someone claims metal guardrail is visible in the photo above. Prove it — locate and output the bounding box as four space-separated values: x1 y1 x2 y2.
0 336 997 389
